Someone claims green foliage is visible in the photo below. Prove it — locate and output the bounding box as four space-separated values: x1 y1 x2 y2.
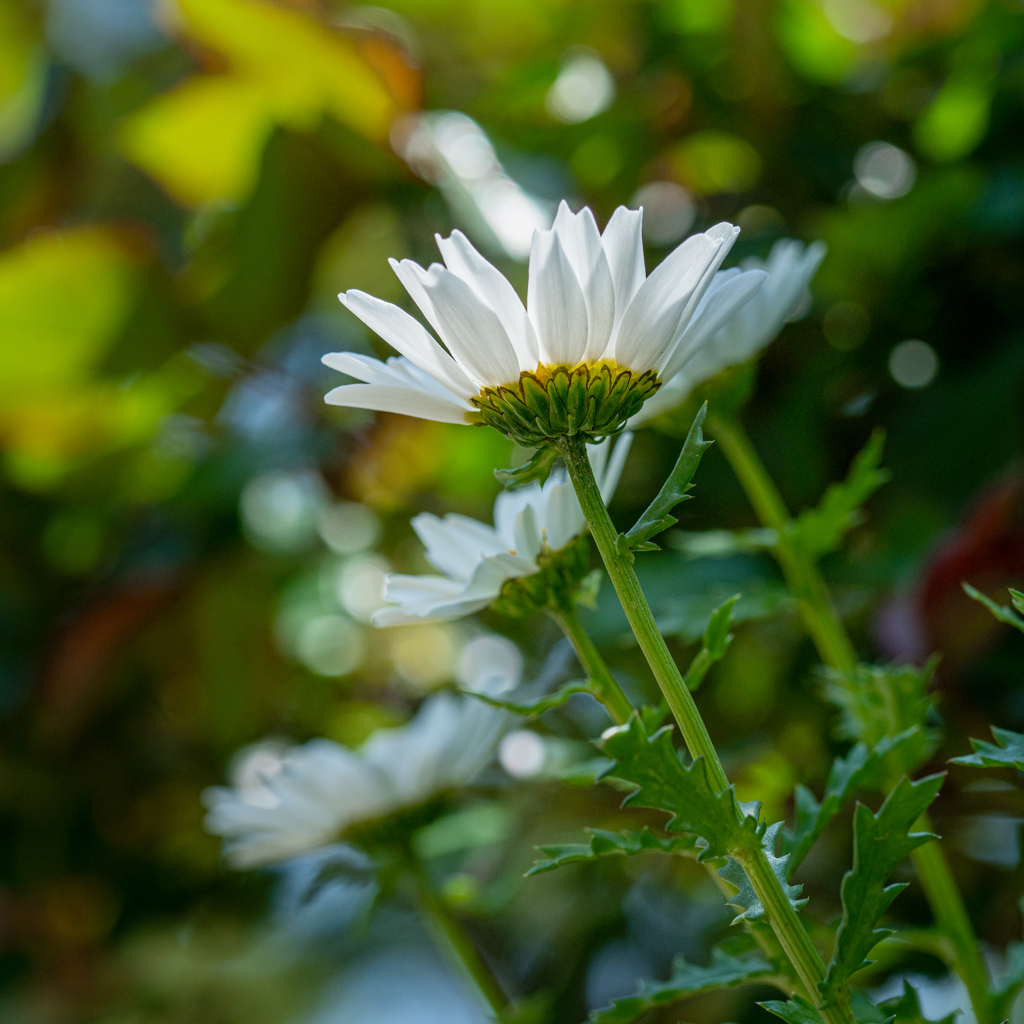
590 948 778 1024
991 940 1024 1020
622 403 714 552
820 660 940 775
878 980 957 1024
784 728 935 878
761 995 827 1024
950 726 1024 772
820 775 945 1004
684 594 739 692
720 822 807 922
461 679 594 719
963 582 1024 635
598 715 758 862
494 446 559 489
786 430 889 561
526 826 699 876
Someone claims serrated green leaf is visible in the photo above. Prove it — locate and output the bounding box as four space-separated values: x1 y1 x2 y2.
963 582 1024 635
720 822 807 922
761 996 826 1024
820 660 940 761
786 429 889 560
527 826 700 876
785 728 934 878
820 774 945 1003
460 679 594 718
950 725 1024 772
495 445 559 489
878 980 957 1024
624 403 713 552
592 948 778 1024
598 715 757 861
684 594 739 692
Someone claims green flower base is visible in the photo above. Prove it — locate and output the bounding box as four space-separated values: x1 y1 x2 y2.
491 534 591 618
471 362 660 447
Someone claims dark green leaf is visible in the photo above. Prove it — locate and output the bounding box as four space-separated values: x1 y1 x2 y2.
950 725 1024 772
821 774 945 1003
761 996 826 1024
460 679 594 718
786 429 889 560
785 728 935 878
820 660 940 760
495 445 559 489
624 402 713 551
527 826 700 876
879 980 957 1024
598 715 757 861
992 940 1024 1020
684 594 739 692
963 582 1024 635
592 948 778 1024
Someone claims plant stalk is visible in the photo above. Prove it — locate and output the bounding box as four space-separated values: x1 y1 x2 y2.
707 412 995 1024
550 602 634 725
557 433 855 1024
410 858 508 1017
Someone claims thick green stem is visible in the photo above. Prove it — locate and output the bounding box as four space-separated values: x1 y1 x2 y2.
707 413 857 672
912 834 995 1024
551 602 634 725
557 435 728 792
557 434 855 1024
411 859 508 1017
708 412 995 1024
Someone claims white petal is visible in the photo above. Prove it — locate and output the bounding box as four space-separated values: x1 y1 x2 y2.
594 431 633 503
493 484 540 549
670 223 741 339
435 230 540 371
612 232 722 373
513 502 543 562
541 478 584 552
552 202 615 361
322 352 472 407
394 260 521 387
659 267 767 382
374 575 492 625
338 290 477 400
324 383 473 424
527 228 589 366
601 206 646 337
412 512 506 580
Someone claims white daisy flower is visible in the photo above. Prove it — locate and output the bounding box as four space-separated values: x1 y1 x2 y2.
630 238 827 424
323 202 766 446
203 643 519 868
372 433 632 626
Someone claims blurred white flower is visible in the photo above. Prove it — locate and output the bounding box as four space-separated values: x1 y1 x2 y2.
204 655 518 868
372 433 632 626
630 238 826 424
323 202 765 445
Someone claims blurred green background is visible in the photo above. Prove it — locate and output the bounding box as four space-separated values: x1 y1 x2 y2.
1 0 1023 1021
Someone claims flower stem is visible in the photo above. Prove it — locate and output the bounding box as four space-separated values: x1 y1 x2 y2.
706 412 856 673
550 602 634 725
410 858 508 1017
557 434 855 1024
707 412 995 1024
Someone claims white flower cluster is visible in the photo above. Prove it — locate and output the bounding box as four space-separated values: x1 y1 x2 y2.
373 432 632 626
322 202 766 426
204 637 520 867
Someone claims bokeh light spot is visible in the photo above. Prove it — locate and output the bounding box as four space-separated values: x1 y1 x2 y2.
632 181 695 245
889 340 938 389
499 730 546 778
546 52 615 125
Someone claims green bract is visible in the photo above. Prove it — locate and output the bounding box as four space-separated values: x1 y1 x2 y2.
472 362 660 447
490 533 592 617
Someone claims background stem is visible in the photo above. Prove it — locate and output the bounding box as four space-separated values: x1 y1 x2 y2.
551 602 634 724
557 433 856 1024
707 411 995 1024
410 857 509 1018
